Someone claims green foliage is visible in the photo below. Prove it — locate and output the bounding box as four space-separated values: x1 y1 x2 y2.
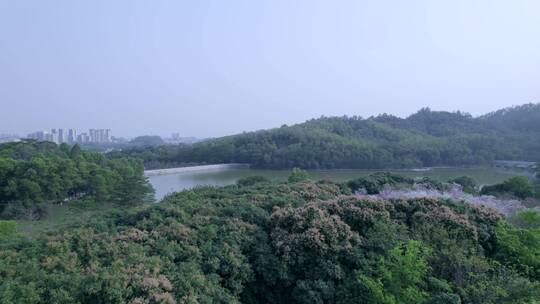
494 222 540 280
287 168 311 183
503 176 535 199
0 142 154 219
69 143 81 159
113 104 540 170
346 173 446 194
481 176 535 199
1 177 540 303
347 172 413 194
359 240 433 304
426 293 461 304
107 143 195 169
130 135 165 146
449 176 477 194
237 176 270 187
509 210 540 229
0 220 17 238
383 241 432 303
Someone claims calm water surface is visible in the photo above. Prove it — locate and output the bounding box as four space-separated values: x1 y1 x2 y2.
148 166 523 200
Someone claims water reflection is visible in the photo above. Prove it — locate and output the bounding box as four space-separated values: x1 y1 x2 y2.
148 166 521 201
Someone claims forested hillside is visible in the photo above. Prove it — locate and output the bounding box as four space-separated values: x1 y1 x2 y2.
0 141 154 219
113 104 540 169
1 174 540 303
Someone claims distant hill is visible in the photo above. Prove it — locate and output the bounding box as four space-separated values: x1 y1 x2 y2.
115 104 540 169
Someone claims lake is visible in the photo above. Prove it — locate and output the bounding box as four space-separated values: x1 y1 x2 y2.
147 166 524 200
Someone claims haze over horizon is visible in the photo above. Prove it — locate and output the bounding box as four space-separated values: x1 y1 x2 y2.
1 0 540 138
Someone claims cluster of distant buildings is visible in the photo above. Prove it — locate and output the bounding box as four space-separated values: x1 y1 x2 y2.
0 130 201 146
27 128 112 144
0 134 20 143
166 133 201 144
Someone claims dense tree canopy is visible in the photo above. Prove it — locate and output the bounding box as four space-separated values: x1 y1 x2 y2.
130 135 165 147
1 174 539 303
0 141 154 219
113 104 540 169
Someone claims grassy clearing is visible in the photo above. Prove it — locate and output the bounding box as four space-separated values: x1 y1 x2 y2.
15 201 136 237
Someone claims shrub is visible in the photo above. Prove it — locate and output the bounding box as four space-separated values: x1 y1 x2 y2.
481 176 534 199
288 168 311 183
237 176 270 187
449 176 477 194
0 220 17 238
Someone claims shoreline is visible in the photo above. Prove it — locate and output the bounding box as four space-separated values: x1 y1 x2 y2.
145 163 531 177
144 163 250 176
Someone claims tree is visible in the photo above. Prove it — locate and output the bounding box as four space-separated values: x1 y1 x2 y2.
130 135 165 147
495 222 540 280
359 241 433 304
264 203 362 303
503 176 535 199
109 104 540 170
110 159 155 204
237 176 270 187
70 144 82 159
481 176 535 199
3 176 540 303
0 142 154 219
449 176 477 194
510 210 540 229
0 220 17 238
287 168 311 183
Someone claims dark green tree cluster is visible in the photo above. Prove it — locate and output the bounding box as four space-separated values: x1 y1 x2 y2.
0 220 17 239
107 143 195 169
346 172 447 194
0 141 154 219
113 104 540 170
287 168 311 183
449 176 478 194
129 135 165 147
1 174 539 303
481 176 536 199
347 172 414 194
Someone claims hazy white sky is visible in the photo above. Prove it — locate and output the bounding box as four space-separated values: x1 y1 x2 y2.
1 0 540 137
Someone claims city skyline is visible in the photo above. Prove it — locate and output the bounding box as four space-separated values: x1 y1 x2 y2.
0 129 205 144
27 128 112 144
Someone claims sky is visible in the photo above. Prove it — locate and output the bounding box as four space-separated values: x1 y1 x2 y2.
1 0 540 138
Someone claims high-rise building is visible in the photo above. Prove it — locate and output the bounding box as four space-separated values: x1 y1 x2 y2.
58 129 66 144
96 129 111 142
44 133 53 142
0 134 20 143
28 131 46 141
89 129 97 143
77 132 90 143
50 129 58 144
68 129 77 144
